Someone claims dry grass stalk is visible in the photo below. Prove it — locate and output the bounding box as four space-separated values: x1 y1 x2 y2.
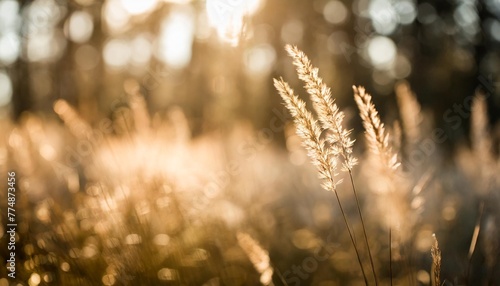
285 44 357 171
130 92 151 134
237 232 274 286
471 94 492 160
273 78 341 191
353 86 400 172
354 85 406 285
353 84 397 260
470 94 500 282
53 99 93 140
431 234 441 286
395 81 422 151
274 78 367 268
466 202 484 282
275 46 373 285
471 93 496 191
274 77 368 285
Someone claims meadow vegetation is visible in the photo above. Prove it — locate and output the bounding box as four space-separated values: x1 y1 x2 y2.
1 46 499 286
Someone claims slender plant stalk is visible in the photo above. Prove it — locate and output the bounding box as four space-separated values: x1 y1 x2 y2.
348 170 379 285
274 266 289 286
352 85 405 286
236 232 274 286
466 202 484 284
390 228 393 286
278 46 381 284
284 46 377 284
332 184 369 286
431 234 442 286
274 78 369 285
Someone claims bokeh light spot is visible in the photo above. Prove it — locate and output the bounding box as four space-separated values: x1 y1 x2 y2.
120 0 157 15
103 39 131 69
29 273 41 286
157 268 179 281
486 18 500 42
244 44 276 76
157 7 194 69
125 233 142 245
130 35 152 67
103 0 130 34
67 11 94 43
206 0 263 45
61 262 70 272
367 36 396 69
27 30 67 63
281 19 303 44
323 1 348 25
0 0 19 29
416 270 430 284
0 71 13 107
395 1 417 25
370 0 398 35
102 274 116 286
454 3 478 27
0 32 20 65
153 234 170 246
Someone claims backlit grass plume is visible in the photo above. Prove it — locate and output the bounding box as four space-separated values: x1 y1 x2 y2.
353 86 400 172
285 44 357 171
471 93 496 192
275 45 380 285
395 80 423 152
431 234 442 286
273 78 341 191
237 232 274 286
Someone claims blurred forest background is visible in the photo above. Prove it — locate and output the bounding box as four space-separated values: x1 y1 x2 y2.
1 0 499 130
1 0 500 285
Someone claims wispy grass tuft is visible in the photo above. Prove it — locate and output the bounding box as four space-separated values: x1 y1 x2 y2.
285 45 357 171
273 78 342 191
275 46 380 285
353 85 400 172
431 234 442 286
395 80 422 153
237 232 274 286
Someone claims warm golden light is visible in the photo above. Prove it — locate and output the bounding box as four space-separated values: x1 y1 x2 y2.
120 0 157 15
206 0 263 45
156 6 194 69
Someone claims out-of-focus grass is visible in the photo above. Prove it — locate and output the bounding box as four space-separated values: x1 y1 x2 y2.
0 80 499 285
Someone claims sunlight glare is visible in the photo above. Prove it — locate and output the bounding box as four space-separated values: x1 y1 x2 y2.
120 0 157 15
157 7 194 69
206 0 263 45
367 36 396 70
103 0 130 34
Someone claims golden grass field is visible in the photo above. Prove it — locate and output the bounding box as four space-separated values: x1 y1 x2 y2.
1 1 500 285
1 45 499 285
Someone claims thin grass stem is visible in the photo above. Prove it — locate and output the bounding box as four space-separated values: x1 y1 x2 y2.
349 170 378 285
390 228 393 286
466 201 484 284
331 186 369 285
